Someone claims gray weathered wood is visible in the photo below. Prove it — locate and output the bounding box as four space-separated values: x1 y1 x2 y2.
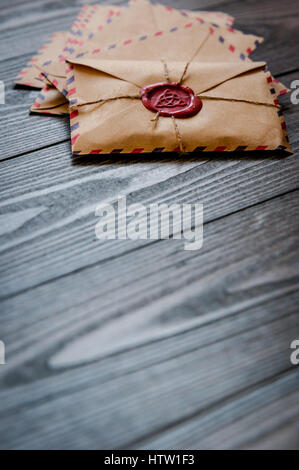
134 370 299 449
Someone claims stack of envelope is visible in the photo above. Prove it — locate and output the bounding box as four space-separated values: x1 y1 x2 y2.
15 0 291 154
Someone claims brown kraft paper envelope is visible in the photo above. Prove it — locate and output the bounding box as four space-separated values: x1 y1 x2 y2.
66 28 291 154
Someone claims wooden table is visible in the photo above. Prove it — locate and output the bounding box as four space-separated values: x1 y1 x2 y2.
0 0 299 450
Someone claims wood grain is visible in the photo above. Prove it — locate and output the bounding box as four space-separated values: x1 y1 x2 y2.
0 0 298 159
0 0 299 451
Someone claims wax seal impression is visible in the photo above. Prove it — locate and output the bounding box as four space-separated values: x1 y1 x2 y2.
140 82 202 118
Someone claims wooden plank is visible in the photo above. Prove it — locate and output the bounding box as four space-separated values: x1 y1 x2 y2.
0 0 121 19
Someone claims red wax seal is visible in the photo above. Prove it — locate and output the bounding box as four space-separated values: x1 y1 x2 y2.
140 82 202 118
